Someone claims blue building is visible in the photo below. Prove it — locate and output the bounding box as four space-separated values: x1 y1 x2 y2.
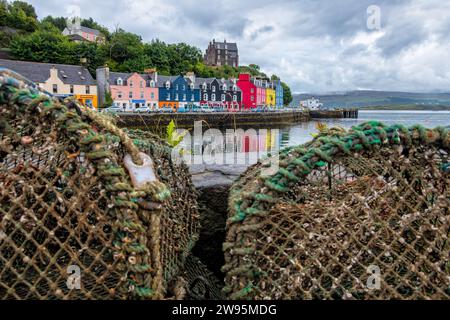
273 79 284 107
157 75 200 111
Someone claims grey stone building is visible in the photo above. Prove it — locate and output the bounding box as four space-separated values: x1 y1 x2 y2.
203 39 239 67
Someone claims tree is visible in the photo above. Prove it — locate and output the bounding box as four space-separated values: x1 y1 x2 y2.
281 81 293 106
10 29 74 64
4 0 38 32
107 29 144 64
41 16 67 31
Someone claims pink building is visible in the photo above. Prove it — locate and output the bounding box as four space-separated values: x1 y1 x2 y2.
109 70 159 110
252 78 267 107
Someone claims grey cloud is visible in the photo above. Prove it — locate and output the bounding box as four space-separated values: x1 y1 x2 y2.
26 0 450 93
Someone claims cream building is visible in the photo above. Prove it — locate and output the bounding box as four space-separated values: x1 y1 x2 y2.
0 59 98 108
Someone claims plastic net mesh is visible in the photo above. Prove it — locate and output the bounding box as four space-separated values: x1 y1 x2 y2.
224 122 449 300
0 70 199 299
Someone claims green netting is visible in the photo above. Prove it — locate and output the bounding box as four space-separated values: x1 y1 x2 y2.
224 121 449 299
0 70 199 299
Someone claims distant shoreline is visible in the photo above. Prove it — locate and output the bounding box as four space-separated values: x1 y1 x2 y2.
359 104 450 111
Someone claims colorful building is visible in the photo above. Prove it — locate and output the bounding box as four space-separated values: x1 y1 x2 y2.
157 75 199 111
273 79 284 107
63 25 105 43
196 76 241 109
236 73 257 109
0 59 98 108
251 77 267 107
108 70 158 110
265 82 276 108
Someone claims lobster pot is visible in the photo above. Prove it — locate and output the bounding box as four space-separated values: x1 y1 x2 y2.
223 122 449 300
0 72 199 299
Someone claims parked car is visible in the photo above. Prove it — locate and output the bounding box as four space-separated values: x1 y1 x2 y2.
135 106 151 113
102 106 124 113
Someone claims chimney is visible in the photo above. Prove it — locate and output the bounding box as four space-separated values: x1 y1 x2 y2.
144 68 157 82
80 57 87 66
185 71 195 83
96 66 110 107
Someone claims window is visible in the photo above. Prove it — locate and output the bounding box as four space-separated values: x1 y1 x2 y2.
233 85 237 91
182 85 185 90
211 94 216 101
117 78 123 85
221 94 225 101
140 92 144 99
165 81 170 89
233 95 237 102
190 84 194 90
202 83 207 90
129 92 133 99
52 84 58 94
86 86 90 94
175 93 179 101
166 93 170 100
212 86 216 92
140 81 143 88
251 96 254 101
129 80 133 87
175 84 178 90
70 85 74 94
150 80 155 87
191 94 194 101
150 92 155 99
183 94 186 101
251 88 254 93
222 85 227 90
118 91 122 98
203 93 208 101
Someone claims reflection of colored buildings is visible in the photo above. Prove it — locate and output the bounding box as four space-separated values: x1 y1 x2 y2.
0 59 98 108
108 70 158 110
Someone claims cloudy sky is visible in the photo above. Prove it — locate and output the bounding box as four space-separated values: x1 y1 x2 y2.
28 0 450 93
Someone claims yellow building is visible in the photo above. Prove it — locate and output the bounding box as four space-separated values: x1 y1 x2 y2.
266 86 276 108
0 59 98 108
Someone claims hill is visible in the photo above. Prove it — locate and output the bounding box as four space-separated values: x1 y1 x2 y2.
291 90 450 109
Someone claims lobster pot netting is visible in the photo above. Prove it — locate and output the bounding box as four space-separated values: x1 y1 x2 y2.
0 71 199 299
224 122 449 300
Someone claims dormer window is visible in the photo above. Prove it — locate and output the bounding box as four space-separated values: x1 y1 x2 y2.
190 83 194 90
202 83 207 90
117 78 123 85
222 85 227 91
150 80 155 87
233 85 237 91
212 86 216 92
165 81 170 89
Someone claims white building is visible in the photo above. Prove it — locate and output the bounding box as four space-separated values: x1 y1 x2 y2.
300 97 323 110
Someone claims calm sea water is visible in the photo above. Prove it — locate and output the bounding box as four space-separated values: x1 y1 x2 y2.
279 110 450 148
178 110 450 167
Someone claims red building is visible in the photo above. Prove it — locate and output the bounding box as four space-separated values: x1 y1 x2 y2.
237 73 257 109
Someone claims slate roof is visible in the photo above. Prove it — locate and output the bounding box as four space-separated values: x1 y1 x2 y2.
213 41 238 51
0 59 96 85
109 71 160 87
80 26 102 36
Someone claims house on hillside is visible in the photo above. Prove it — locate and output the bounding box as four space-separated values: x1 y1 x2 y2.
204 39 239 67
0 59 98 108
63 25 105 43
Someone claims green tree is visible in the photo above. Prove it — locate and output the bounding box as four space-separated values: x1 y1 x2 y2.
41 16 67 31
107 29 144 65
5 0 38 32
10 29 74 63
281 81 293 106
